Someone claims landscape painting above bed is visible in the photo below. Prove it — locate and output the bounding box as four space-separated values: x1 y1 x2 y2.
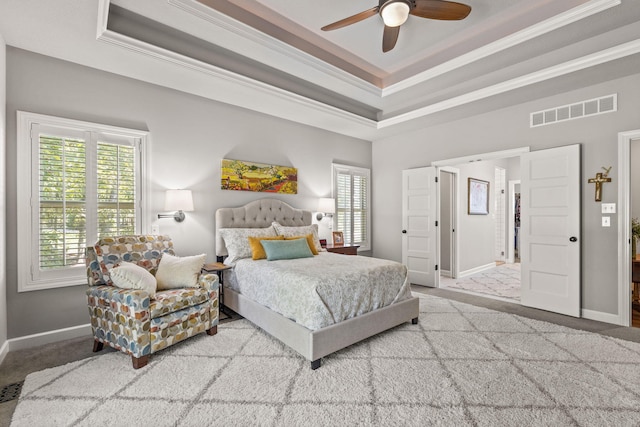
221 159 297 193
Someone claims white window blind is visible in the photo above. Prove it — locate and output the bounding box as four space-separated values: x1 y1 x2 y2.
17 112 148 292
333 163 371 251
38 133 88 270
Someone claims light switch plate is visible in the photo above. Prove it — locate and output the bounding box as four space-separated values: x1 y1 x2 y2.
602 216 610 227
602 203 616 214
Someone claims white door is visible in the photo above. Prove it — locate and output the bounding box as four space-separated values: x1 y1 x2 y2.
402 167 438 287
520 144 581 317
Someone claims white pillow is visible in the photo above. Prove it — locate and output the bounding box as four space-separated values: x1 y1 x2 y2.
272 222 323 252
156 253 206 290
110 262 157 297
219 226 277 265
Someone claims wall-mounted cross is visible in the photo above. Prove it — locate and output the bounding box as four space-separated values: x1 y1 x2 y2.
588 172 611 202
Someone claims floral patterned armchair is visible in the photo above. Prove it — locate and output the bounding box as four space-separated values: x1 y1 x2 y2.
86 235 219 368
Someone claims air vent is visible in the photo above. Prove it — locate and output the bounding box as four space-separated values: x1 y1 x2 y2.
530 94 617 128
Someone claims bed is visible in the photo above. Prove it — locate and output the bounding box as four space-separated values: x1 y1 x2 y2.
215 198 419 369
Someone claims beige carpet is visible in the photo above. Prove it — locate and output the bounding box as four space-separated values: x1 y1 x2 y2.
441 263 521 302
11 294 640 426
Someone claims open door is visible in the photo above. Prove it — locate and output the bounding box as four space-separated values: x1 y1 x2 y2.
402 167 438 287
520 144 581 317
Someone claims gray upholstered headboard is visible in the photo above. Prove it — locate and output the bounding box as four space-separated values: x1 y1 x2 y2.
215 198 312 257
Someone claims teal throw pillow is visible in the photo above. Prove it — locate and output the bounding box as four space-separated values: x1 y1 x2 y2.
260 238 314 261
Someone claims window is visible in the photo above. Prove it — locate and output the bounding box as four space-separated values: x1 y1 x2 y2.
332 163 371 251
17 112 149 291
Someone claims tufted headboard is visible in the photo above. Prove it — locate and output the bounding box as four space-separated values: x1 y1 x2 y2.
215 198 312 257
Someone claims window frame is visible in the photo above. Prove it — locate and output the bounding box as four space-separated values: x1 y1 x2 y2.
17 111 150 292
332 163 371 252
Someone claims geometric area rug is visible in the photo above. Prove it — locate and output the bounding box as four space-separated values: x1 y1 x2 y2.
11 294 640 426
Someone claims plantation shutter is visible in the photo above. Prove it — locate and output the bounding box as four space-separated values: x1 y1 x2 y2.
352 172 368 244
27 120 143 290
97 142 136 237
332 164 371 251
336 171 352 244
20 112 148 291
38 133 87 270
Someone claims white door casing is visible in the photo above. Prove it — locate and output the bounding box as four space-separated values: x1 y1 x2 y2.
520 144 581 317
508 180 521 264
402 167 438 287
617 129 640 327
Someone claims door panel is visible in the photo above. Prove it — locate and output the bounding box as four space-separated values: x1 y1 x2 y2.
520 144 580 317
402 167 437 287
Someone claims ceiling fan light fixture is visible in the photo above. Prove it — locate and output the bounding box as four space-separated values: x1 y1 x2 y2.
380 0 411 27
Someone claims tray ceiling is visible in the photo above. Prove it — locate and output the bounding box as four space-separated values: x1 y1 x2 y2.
1 0 639 140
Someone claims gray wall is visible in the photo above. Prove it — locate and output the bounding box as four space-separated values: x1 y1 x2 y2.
454 160 499 273
0 34 7 353
372 72 640 316
5 48 372 339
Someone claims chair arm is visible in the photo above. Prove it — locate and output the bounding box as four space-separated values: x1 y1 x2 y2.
86 285 151 321
198 273 219 325
87 285 152 358
198 273 219 293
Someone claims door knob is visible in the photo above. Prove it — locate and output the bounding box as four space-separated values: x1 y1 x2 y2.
402 230 407 234
569 236 578 242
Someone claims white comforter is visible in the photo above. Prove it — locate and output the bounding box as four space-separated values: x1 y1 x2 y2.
226 252 412 330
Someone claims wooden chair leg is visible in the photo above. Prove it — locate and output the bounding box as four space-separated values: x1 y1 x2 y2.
132 355 149 369
206 325 218 336
92 340 104 353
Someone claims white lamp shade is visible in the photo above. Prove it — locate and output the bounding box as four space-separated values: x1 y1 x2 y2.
318 197 336 214
381 1 410 27
165 189 194 212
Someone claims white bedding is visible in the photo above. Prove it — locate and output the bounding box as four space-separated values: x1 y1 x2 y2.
225 252 412 330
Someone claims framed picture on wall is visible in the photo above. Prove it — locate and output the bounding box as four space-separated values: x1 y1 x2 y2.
468 178 489 215
332 231 344 246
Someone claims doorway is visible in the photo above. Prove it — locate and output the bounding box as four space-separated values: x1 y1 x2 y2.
434 152 524 304
431 145 581 317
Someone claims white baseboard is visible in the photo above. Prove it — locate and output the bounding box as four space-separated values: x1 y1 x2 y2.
440 270 452 278
0 339 9 366
8 324 92 352
458 263 497 279
581 308 624 326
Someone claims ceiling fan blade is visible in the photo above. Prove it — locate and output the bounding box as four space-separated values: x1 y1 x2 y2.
321 7 379 31
411 0 472 20
382 25 400 53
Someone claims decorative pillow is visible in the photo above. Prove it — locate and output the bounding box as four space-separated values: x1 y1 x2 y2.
284 234 319 255
272 222 323 253
110 262 157 297
260 238 314 261
219 226 277 264
248 235 285 260
155 253 206 290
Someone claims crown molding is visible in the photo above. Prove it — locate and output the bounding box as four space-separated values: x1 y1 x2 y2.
382 0 621 97
96 0 637 138
378 38 640 129
96 3 377 139
162 0 620 99
168 0 382 102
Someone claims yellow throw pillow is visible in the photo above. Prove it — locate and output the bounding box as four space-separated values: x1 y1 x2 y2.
284 234 319 255
248 235 284 260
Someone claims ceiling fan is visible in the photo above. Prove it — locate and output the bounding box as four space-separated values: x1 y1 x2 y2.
321 0 472 53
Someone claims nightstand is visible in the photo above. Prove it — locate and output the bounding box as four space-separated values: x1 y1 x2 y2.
202 262 232 316
325 244 360 255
